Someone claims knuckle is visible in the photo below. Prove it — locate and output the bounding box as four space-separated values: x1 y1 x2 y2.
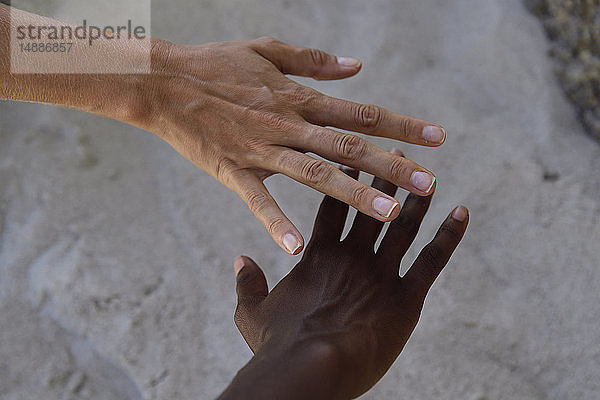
306 48 330 67
336 134 366 161
302 159 333 185
252 87 277 109
256 111 292 132
286 86 320 109
266 217 287 235
245 189 271 215
421 243 445 268
350 185 372 208
398 117 417 135
275 150 297 169
257 144 279 161
355 104 382 130
243 138 267 154
215 157 235 183
389 157 409 182
306 125 330 143
298 338 344 369
256 36 279 45
438 223 461 239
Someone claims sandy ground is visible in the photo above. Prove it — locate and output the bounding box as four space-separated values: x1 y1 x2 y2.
1 0 600 399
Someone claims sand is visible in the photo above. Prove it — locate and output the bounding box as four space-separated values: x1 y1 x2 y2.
1 0 599 399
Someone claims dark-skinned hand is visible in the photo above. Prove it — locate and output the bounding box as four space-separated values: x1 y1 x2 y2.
218 156 469 400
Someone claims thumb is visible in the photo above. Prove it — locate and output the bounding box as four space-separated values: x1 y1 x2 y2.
234 256 268 300
249 36 362 80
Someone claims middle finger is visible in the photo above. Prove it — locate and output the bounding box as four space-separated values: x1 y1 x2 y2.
263 148 402 222
286 124 437 196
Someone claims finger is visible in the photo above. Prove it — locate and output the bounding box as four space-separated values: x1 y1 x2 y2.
403 206 469 300
248 36 362 80
234 256 268 300
345 150 401 246
233 256 268 353
301 96 446 146
310 166 359 244
376 193 432 275
266 150 402 223
232 170 304 255
285 126 437 196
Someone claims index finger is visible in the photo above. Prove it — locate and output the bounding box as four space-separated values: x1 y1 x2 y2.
300 95 446 147
403 206 469 300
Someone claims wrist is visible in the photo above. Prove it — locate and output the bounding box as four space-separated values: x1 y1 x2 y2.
98 38 176 128
105 38 173 127
219 338 346 400
123 38 189 134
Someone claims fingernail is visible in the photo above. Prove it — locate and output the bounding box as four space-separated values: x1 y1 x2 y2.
373 196 399 218
390 148 404 156
283 233 302 255
451 206 468 222
339 164 355 172
233 257 245 276
337 56 361 67
422 125 446 144
410 171 436 193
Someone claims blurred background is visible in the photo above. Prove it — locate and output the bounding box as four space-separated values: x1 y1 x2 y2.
1 0 599 399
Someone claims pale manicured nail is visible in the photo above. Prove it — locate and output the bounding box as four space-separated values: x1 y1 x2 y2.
390 148 404 156
337 56 361 67
423 125 446 144
233 257 245 276
283 233 302 254
410 171 436 193
451 206 468 222
373 196 399 218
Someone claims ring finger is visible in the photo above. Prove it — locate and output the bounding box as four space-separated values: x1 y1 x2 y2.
264 148 402 222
